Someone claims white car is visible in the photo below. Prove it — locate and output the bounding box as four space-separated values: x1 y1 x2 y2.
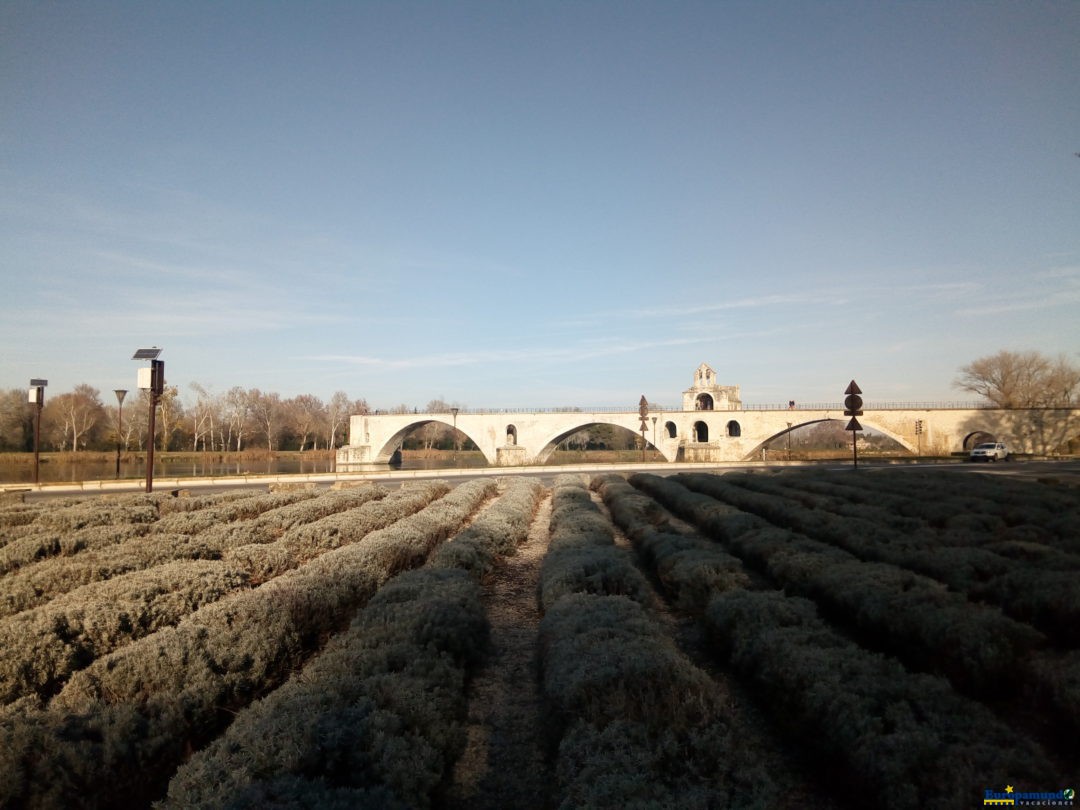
969 442 1009 462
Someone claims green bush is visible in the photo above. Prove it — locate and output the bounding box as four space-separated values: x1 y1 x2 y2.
199 484 386 549
705 589 1057 810
540 593 718 730
542 478 650 609
549 480 613 550
0 481 491 807
163 567 487 809
0 560 249 704
539 546 652 612
594 475 749 612
556 718 769 810
0 522 150 575
674 472 1080 645
429 477 545 579
34 501 160 532
225 481 448 582
0 531 221 619
152 489 316 535
1025 649 1080 738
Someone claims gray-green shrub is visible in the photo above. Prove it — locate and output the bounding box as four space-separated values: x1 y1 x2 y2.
0 480 492 807
163 566 486 808
0 560 249 704
705 589 1057 810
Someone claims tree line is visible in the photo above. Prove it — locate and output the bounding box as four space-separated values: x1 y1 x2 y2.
0 385 376 454
3 349 1074 454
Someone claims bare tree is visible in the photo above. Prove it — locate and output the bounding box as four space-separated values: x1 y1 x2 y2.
0 389 30 451
155 386 184 451
223 386 251 451
248 390 283 451
327 391 349 450
327 391 368 449
189 383 221 451
285 394 326 451
44 384 105 451
955 350 1080 408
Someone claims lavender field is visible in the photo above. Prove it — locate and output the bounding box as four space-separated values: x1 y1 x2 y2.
0 469 1075 809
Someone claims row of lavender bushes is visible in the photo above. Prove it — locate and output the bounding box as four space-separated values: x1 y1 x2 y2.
162 476 545 808
0 486 396 705
675 471 1080 645
538 475 771 808
622 472 1063 809
0 478 495 807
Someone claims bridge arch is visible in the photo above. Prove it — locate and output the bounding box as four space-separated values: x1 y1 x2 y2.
745 417 916 460
533 420 661 464
373 418 494 465
962 430 996 450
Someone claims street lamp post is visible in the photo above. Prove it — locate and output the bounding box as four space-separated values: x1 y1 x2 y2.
133 348 164 493
114 389 128 478
28 379 47 484
786 422 792 461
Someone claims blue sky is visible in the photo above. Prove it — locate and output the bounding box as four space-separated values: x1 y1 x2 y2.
2 1 1077 411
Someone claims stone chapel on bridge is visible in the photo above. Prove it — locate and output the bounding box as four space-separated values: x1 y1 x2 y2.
682 363 741 411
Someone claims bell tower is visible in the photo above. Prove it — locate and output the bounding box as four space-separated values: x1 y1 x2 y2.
682 363 741 411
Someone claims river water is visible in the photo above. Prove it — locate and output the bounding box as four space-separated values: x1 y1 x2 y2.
0 454 490 485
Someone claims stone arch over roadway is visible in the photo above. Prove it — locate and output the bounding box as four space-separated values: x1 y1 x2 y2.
745 417 916 459
962 430 997 450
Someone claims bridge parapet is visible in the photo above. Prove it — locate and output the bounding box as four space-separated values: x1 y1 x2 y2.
336 405 1078 468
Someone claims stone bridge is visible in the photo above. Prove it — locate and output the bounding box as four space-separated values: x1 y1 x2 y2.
336 364 1078 467
336 404 1080 467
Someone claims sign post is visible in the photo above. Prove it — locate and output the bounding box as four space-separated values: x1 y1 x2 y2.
843 380 864 469
638 395 649 462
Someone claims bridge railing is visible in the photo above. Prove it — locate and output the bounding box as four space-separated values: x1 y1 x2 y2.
370 401 999 416
740 401 994 411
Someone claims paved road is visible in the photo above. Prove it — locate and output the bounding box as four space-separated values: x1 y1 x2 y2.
7 457 1079 500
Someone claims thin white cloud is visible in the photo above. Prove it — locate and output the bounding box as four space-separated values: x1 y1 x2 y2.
308 335 716 370
623 292 845 319
958 288 1080 316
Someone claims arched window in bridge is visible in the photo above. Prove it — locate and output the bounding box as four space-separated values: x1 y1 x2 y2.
696 393 714 411
506 425 518 446
665 421 677 438
693 421 709 442
726 420 741 437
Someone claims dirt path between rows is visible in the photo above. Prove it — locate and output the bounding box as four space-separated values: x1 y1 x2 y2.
443 493 553 810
